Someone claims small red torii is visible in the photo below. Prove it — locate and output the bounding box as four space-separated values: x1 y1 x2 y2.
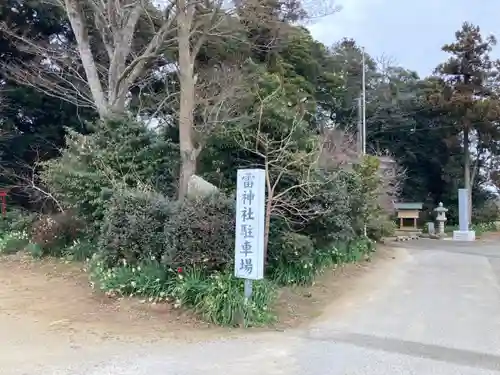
0 191 6 217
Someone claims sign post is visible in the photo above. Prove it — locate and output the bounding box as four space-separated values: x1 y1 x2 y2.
234 169 266 303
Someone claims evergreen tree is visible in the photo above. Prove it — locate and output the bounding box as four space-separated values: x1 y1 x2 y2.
435 22 500 213
0 1 96 207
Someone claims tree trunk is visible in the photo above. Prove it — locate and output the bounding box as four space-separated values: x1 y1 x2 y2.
263 160 272 263
179 152 196 199
177 7 196 200
108 94 128 119
263 194 272 263
64 0 108 119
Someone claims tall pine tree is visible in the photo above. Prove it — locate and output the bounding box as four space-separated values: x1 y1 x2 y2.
435 22 500 214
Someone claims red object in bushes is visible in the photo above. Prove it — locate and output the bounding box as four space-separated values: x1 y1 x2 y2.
177 267 183 273
0 191 6 217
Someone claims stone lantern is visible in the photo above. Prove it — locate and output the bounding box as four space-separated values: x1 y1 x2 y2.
434 202 448 236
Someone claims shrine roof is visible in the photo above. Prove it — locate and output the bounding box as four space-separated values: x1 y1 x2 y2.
393 202 423 210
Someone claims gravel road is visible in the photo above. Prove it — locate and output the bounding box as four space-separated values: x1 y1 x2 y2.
4 240 500 375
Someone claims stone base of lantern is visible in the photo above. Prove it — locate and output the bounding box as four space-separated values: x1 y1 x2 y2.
452 230 476 242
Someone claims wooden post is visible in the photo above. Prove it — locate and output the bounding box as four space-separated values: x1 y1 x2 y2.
413 217 417 229
399 217 403 229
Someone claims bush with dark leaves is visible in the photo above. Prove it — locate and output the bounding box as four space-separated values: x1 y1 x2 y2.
97 188 173 267
163 193 235 270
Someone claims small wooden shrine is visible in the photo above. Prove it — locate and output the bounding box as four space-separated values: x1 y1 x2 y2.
393 202 423 230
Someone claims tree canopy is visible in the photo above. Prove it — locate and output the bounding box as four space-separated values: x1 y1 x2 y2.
0 1 498 222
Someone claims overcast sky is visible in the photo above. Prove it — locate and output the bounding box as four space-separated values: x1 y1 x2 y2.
308 0 500 78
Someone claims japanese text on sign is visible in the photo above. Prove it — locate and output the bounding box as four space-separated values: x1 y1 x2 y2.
234 169 265 280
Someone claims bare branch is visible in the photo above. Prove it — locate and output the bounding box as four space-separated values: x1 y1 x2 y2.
372 151 406 213
0 147 66 213
1 0 180 119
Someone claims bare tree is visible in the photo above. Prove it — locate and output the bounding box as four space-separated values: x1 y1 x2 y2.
174 0 341 199
175 0 243 198
1 0 340 201
0 147 65 213
1 0 178 119
179 61 252 198
319 128 359 169
1 0 238 199
373 152 405 213
235 88 343 256
193 63 250 150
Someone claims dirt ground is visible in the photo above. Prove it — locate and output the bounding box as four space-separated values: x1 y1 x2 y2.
272 245 403 328
480 231 500 241
0 245 403 367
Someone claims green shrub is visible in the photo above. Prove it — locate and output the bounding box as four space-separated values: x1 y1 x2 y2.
367 215 396 241
0 231 29 254
98 188 173 267
163 193 236 269
471 222 497 236
265 163 384 286
98 190 235 271
299 171 354 248
267 232 375 286
40 117 178 228
315 237 374 266
349 156 384 235
314 241 349 268
0 208 38 233
269 232 315 263
472 199 500 223
343 237 375 262
267 232 316 285
63 238 96 261
27 242 43 258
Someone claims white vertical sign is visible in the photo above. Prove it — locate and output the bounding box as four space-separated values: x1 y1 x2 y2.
458 188 469 232
234 168 265 280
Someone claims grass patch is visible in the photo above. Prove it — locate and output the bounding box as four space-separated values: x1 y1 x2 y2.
0 231 29 255
62 239 96 261
87 256 276 327
444 221 499 237
268 237 375 286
